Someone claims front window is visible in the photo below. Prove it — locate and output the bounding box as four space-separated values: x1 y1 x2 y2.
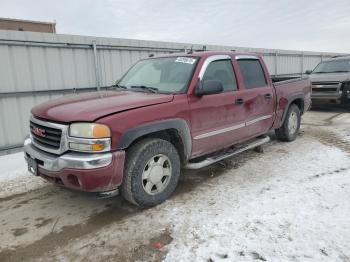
118 56 198 93
312 59 350 74
202 60 237 91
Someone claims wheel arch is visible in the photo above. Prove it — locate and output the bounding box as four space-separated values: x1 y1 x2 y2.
281 94 304 124
116 119 192 163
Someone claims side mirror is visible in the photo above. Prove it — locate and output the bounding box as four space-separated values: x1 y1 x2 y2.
305 70 312 75
196 80 223 96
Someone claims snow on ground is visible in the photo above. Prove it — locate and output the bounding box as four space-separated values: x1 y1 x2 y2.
0 152 27 182
0 152 45 198
39 131 349 262
0 109 349 262
164 138 350 262
332 113 350 140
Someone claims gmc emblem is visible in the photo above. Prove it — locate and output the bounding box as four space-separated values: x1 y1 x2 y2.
32 127 46 137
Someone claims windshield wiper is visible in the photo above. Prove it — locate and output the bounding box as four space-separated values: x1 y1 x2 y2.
110 84 127 90
130 85 159 93
328 70 350 73
314 70 350 74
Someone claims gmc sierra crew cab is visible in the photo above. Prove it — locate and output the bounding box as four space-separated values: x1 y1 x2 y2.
305 55 350 106
24 51 311 207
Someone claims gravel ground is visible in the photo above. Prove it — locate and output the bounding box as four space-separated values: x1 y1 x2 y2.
0 107 349 262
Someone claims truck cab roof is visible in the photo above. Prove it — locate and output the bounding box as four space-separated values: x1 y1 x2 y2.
151 51 260 59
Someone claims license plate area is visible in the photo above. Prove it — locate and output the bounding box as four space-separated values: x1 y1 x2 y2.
27 156 38 176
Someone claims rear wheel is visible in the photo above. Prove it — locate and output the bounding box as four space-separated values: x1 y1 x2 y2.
121 138 181 207
275 104 301 142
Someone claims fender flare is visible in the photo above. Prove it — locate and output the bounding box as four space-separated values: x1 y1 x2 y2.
116 118 192 160
281 93 304 124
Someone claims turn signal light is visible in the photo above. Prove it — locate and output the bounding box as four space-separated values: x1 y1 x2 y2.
91 143 105 151
92 124 111 138
69 142 105 152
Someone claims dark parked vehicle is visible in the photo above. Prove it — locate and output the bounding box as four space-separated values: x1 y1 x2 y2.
24 51 311 207
305 55 350 106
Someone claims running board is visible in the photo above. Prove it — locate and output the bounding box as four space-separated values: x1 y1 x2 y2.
184 136 271 170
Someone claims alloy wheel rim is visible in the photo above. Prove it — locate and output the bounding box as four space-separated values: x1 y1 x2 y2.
142 154 172 195
288 111 298 134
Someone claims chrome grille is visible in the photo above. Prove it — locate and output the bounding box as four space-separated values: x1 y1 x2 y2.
312 87 338 93
311 81 339 86
30 121 62 149
30 117 68 155
311 82 340 93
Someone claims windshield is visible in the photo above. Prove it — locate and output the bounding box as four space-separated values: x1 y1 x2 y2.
117 57 198 93
312 59 350 73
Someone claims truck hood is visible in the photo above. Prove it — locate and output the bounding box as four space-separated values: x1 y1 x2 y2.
31 91 174 122
308 72 350 83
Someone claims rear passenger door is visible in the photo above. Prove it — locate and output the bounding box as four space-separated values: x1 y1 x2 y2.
235 56 275 136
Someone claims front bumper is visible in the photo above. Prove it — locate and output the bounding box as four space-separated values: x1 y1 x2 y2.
24 137 125 192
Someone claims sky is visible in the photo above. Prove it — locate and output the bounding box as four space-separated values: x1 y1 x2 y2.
1 0 350 53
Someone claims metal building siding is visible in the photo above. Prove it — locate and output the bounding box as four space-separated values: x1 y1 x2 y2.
261 54 276 75
43 47 64 89
277 55 300 75
304 56 322 72
0 44 15 92
0 29 345 150
1 97 26 146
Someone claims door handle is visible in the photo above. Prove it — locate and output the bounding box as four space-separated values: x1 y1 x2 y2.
264 93 272 100
235 98 244 105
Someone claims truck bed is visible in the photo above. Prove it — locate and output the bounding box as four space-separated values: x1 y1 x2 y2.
272 77 312 129
272 76 307 84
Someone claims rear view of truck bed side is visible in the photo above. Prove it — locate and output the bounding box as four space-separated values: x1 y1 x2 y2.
272 77 312 130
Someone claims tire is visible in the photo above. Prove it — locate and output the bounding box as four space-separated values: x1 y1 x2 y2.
341 98 350 110
121 138 181 207
341 83 350 109
275 104 301 142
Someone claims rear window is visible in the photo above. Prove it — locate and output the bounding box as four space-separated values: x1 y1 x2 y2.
237 59 267 89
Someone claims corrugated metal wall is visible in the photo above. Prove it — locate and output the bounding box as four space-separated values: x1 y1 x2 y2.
0 30 344 151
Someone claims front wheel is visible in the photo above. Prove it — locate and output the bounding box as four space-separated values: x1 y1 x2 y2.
341 98 350 110
275 104 301 142
121 138 181 207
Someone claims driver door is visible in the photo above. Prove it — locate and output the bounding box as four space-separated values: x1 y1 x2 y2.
189 55 249 157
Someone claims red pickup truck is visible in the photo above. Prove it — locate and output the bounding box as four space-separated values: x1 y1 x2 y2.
24 51 311 207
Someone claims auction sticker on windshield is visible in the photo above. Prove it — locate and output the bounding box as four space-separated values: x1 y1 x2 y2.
175 57 196 64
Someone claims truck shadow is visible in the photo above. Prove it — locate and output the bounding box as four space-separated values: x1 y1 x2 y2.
174 148 263 197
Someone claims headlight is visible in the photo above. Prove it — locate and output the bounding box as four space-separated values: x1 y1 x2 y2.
68 123 111 152
69 123 111 138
